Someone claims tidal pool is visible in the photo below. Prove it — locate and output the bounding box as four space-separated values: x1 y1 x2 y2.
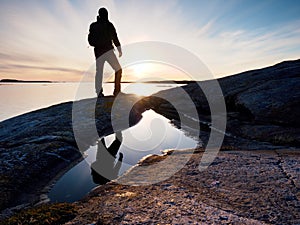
48 109 200 202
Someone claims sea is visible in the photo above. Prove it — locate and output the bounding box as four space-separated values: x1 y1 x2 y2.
0 82 176 122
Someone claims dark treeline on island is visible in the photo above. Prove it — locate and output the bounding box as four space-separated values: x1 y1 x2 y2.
0 79 52 83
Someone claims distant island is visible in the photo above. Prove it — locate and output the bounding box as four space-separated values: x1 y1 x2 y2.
107 80 197 84
0 79 52 83
1 79 195 84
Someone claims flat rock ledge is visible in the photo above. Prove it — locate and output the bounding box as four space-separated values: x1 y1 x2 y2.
66 149 300 225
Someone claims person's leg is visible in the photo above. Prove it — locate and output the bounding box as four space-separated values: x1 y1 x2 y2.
95 57 105 96
107 132 122 156
114 69 122 96
106 50 122 96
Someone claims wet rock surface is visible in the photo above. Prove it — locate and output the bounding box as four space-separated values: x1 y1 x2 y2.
66 149 300 225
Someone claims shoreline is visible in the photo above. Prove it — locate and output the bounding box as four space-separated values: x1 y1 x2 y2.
0 152 82 220
39 155 86 203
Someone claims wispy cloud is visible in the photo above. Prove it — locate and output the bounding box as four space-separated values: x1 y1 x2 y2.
1 64 83 74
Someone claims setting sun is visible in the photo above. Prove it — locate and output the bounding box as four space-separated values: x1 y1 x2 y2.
122 62 192 82
130 63 154 78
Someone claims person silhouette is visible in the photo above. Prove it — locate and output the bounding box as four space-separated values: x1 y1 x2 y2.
88 7 122 97
91 132 123 185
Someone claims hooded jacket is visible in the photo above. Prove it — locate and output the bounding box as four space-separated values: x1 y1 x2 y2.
89 16 121 58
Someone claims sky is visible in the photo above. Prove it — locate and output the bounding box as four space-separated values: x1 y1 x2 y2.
0 0 300 82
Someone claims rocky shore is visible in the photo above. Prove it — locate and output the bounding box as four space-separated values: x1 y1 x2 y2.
147 59 300 149
0 59 299 224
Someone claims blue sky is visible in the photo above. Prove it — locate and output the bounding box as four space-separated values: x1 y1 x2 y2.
185 0 300 29
0 0 299 81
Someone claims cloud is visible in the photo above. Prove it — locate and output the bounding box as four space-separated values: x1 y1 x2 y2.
205 20 300 76
1 63 83 74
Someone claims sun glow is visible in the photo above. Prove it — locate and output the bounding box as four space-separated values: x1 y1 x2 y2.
122 62 194 82
132 63 153 78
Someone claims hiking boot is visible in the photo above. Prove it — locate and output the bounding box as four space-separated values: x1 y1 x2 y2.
98 92 104 97
113 89 120 96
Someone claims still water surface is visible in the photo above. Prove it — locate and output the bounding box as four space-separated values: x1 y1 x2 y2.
0 82 177 121
48 110 199 203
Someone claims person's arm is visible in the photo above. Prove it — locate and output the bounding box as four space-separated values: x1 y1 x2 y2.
111 24 122 57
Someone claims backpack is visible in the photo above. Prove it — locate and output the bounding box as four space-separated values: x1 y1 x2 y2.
88 22 110 47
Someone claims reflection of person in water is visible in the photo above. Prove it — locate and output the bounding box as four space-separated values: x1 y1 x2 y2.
91 132 123 184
